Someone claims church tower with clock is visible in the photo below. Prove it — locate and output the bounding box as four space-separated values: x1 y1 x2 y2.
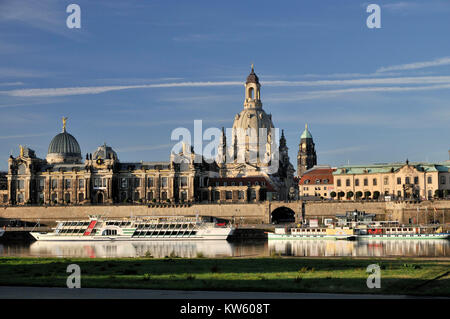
297 123 317 177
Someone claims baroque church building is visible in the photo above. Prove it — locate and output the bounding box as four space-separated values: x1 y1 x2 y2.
1 67 296 206
215 66 295 200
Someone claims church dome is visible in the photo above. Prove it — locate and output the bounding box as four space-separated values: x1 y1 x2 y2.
93 143 118 161
232 108 274 132
46 117 82 164
246 65 259 84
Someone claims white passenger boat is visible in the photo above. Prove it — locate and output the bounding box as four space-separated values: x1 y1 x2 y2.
355 225 450 240
268 226 357 240
30 215 234 241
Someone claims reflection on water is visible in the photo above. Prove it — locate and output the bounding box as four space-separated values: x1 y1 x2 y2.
0 240 267 258
269 240 450 257
0 240 448 258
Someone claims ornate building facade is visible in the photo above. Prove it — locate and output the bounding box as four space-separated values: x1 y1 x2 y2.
297 124 317 177
2 120 219 206
332 160 450 200
1 67 296 206
299 166 335 199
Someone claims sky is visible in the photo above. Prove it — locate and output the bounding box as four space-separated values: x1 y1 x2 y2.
1 0 450 172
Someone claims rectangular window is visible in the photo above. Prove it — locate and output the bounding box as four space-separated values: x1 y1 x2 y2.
148 177 154 187
384 177 388 185
346 179 350 187
364 178 368 186
180 176 188 187
337 179 341 187
441 176 446 184
373 178 377 186
427 176 432 184
18 180 24 190
51 179 58 189
414 176 419 185
405 177 410 184
397 177 401 185
161 177 168 188
121 178 127 188
355 179 359 186
79 179 84 188
65 179 71 189
134 178 140 187
39 179 45 190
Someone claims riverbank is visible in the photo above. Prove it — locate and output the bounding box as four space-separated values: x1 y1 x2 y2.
0 257 448 296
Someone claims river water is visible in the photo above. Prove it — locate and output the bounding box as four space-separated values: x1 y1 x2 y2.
0 239 449 258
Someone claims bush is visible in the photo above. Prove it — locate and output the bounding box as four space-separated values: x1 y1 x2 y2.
330 192 336 198
346 191 354 199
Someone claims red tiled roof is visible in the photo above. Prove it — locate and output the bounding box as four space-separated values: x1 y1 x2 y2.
208 176 276 192
299 168 336 185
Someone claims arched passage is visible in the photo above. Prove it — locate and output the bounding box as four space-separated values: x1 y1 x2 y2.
271 206 295 224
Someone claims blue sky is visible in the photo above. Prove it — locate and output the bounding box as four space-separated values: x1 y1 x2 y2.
1 0 450 172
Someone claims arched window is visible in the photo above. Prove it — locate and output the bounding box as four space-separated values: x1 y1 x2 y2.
248 87 254 99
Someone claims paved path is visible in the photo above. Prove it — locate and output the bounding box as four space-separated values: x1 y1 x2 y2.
0 286 435 299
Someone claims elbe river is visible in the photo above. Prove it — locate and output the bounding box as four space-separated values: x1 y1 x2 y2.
0 239 449 258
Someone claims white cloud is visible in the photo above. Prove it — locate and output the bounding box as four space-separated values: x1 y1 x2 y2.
266 83 450 103
377 57 450 73
6 75 450 98
1 82 241 97
0 132 53 140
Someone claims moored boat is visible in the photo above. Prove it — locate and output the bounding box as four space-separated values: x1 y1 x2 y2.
30 215 234 241
268 225 357 240
355 225 450 240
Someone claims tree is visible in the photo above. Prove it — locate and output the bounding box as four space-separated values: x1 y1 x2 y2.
364 191 371 199
338 191 345 199
356 191 363 199
444 189 450 198
373 191 380 200
346 191 354 200
434 189 442 199
330 191 336 199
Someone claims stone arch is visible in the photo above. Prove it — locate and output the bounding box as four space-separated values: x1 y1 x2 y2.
271 206 295 224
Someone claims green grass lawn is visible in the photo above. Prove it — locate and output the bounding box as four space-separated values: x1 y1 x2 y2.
0 257 448 296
